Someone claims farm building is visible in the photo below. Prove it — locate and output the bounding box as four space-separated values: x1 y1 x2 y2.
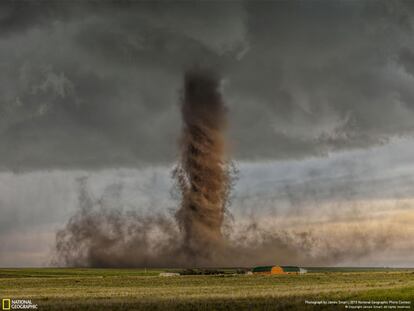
252 266 306 275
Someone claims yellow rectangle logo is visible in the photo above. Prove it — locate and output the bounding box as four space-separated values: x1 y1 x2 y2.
1 299 10 310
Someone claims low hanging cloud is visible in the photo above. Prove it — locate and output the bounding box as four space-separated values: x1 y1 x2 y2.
0 1 414 170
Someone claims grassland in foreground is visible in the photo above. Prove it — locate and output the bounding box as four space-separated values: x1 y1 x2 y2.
0 268 413 310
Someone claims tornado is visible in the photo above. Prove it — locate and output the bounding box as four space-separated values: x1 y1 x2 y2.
55 69 233 268
174 69 230 263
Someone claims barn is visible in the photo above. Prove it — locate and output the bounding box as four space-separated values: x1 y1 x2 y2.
252 266 305 275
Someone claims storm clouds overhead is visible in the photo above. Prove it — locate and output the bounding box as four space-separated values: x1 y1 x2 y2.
1 1 414 169
1 0 414 267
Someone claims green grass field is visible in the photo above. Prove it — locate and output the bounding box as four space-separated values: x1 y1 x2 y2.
0 268 413 310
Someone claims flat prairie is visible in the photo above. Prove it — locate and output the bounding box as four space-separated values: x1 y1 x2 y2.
0 268 413 310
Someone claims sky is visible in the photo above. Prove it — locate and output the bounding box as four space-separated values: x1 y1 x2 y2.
0 0 414 267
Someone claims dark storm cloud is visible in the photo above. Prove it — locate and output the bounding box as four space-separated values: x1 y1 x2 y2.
0 0 414 169
226 0 414 159
0 1 59 36
0 0 246 169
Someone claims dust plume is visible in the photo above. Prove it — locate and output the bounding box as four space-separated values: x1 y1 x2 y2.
53 177 184 267
53 175 414 267
173 69 231 263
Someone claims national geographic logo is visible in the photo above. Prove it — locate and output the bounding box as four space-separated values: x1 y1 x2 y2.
1 299 37 310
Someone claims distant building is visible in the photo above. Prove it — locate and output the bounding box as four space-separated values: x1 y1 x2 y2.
159 272 180 277
252 266 306 275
